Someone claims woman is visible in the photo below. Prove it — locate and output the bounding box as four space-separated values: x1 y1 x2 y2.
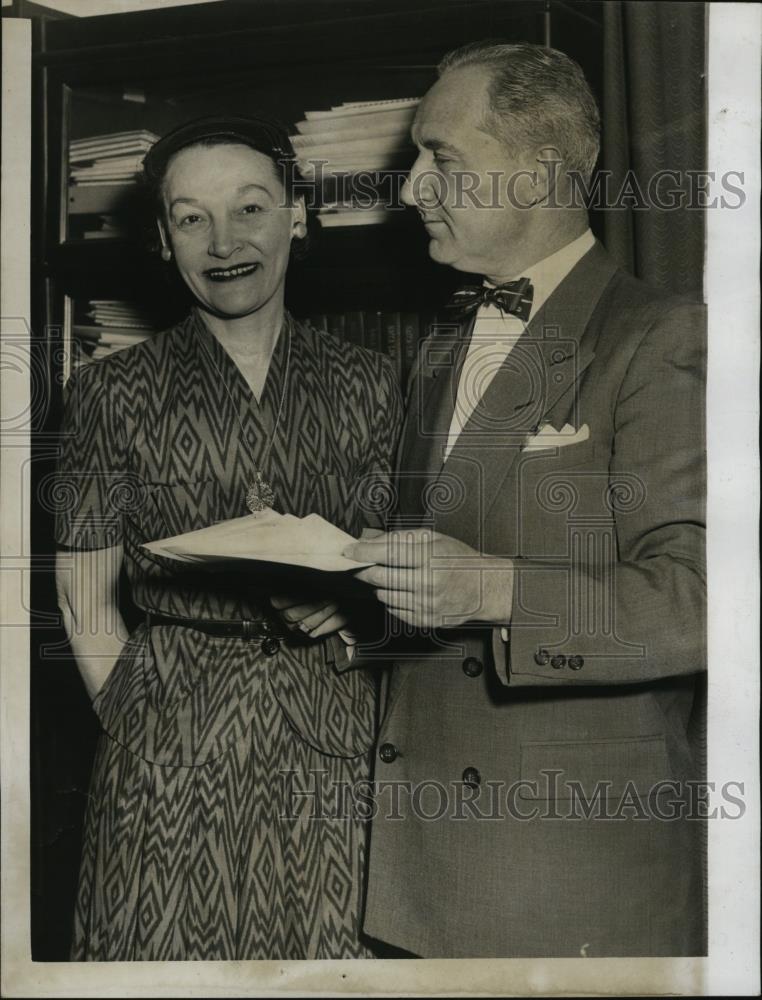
54 115 402 961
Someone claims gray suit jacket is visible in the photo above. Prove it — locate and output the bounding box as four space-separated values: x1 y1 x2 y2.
361 241 707 958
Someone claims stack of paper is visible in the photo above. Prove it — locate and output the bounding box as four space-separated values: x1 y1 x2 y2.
70 130 159 184
73 300 156 362
69 130 159 215
291 98 418 227
142 509 373 573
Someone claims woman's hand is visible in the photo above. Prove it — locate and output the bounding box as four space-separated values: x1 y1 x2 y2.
270 595 351 639
269 528 384 639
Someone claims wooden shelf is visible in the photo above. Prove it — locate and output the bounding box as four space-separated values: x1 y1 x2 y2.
38 1 545 69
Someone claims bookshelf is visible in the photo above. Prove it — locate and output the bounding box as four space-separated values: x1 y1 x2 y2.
28 0 603 959
35 1 557 378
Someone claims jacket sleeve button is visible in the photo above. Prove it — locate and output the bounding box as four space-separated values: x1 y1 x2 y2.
379 742 399 763
462 656 484 677
568 655 585 670
550 654 566 669
534 649 550 666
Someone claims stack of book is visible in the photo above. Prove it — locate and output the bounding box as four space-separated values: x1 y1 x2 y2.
291 99 418 228
307 309 430 386
69 129 159 217
73 300 157 362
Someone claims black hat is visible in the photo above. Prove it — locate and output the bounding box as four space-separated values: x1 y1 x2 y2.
142 114 297 183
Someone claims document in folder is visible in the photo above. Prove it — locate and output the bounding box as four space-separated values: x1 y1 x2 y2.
141 508 373 573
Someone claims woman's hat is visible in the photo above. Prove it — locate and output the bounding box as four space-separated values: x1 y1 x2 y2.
142 114 297 183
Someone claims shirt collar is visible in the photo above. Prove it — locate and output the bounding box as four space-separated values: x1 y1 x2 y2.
482 228 595 320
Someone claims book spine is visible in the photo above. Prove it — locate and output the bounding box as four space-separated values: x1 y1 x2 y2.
382 311 403 383
326 313 346 341
401 311 420 386
363 309 382 355
344 310 364 348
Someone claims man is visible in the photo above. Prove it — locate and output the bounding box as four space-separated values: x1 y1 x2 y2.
344 42 706 958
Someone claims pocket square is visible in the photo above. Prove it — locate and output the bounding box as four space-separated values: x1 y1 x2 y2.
523 422 590 452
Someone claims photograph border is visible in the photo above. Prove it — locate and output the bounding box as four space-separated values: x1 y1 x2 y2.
2 3 759 995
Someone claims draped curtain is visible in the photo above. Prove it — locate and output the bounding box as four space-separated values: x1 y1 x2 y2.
601 1 706 296
601 2 708 949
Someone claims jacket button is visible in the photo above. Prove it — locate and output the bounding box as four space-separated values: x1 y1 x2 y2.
379 742 398 764
550 654 566 669
261 636 280 656
568 655 585 670
462 766 481 788
462 656 483 677
534 649 550 666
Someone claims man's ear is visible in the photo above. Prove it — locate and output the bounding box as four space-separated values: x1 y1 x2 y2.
534 146 564 205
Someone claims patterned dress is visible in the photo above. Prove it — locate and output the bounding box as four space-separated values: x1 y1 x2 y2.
55 310 402 961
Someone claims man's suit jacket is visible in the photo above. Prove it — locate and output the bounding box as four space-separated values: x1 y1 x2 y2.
361 241 707 958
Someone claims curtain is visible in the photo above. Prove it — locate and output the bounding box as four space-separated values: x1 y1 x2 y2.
601 1 706 296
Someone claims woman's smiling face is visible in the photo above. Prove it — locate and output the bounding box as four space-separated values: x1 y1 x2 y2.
160 142 304 320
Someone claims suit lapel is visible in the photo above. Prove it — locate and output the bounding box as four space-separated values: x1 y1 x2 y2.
397 315 473 519
528 242 618 427
431 242 619 540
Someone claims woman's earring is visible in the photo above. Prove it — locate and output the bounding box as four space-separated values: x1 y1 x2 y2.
293 222 307 238
160 245 172 262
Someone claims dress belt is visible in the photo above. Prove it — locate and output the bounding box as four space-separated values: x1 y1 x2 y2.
145 610 287 649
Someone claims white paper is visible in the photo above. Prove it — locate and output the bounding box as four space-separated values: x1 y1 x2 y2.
142 508 373 573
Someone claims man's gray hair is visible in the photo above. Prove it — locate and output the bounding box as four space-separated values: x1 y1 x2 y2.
438 41 601 183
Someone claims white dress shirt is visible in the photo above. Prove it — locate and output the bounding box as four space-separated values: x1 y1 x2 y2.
443 229 595 461
442 229 595 638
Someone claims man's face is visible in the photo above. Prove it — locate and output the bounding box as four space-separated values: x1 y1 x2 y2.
161 142 303 319
402 66 538 276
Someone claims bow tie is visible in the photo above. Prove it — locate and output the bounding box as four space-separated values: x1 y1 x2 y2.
446 276 534 321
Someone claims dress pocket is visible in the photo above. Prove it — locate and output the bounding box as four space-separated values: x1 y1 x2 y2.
270 640 377 758
92 623 269 767
91 624 152 746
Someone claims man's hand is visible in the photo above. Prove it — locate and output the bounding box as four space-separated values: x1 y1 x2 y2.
343 529 514 629
270 595 350 639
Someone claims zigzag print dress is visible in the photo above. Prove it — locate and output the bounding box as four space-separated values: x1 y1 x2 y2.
55 311 403 960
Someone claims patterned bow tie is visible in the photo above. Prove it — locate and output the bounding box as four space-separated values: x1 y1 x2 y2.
446 276 534 321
